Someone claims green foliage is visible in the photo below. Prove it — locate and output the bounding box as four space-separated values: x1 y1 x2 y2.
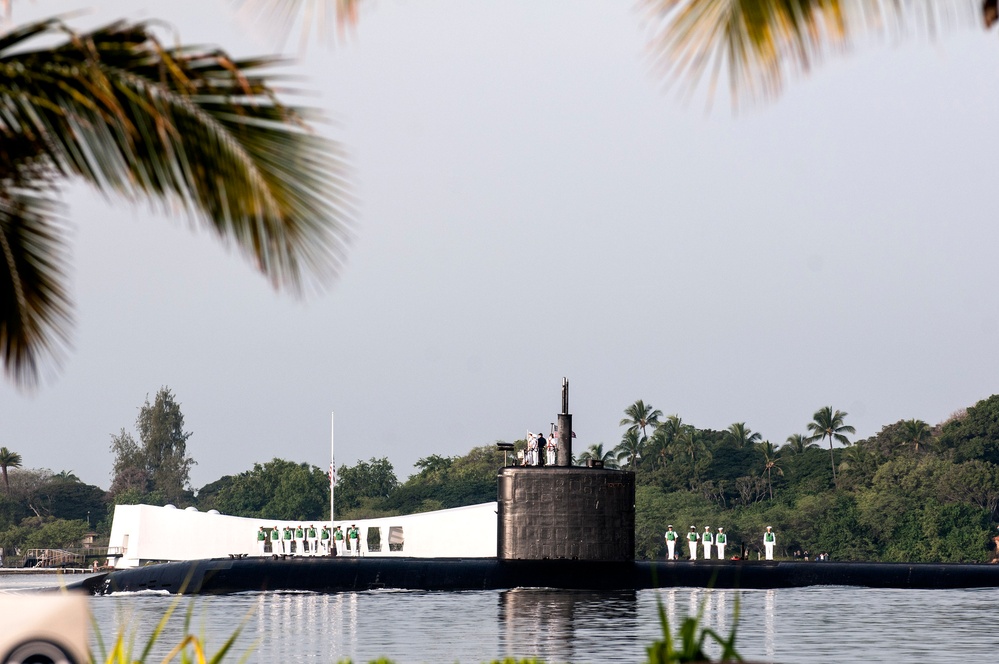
336 457 399 517
199 458 329 521
92 595 252 664
0 517 88 554
23 518 88 549
383 446 502 515
110 387 196 506
621 394 999 563
0 467 110 557
34 479 107 523
645 591 740 663
939 394 999 464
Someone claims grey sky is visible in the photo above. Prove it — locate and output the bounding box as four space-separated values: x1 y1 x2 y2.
2 1 998 491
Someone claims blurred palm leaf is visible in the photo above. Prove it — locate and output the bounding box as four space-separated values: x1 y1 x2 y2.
231 0 362 46
643 0 983 107
0 18 352 388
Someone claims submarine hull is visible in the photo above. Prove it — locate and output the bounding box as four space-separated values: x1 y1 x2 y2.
77 557 999 595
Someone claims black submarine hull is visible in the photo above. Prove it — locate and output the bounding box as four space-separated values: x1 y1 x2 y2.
76 557 999 595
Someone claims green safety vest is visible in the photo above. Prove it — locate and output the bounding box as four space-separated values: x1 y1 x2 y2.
321 530 330 540
295 528 305 538
257 531 266 541
717 534 726 544
283 529 292 540
688 533 697 541
348 528 358 539
666 532 675 541
271 530 280 541
307 528 317 538
765 532 775 542
334 530 343 540
702 532 713 543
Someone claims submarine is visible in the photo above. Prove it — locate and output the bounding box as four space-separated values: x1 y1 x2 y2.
79 380 999 595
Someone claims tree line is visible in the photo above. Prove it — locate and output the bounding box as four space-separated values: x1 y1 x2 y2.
603 398 999 562
3 387 999 563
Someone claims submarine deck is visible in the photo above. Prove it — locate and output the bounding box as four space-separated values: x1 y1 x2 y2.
76 557 999 595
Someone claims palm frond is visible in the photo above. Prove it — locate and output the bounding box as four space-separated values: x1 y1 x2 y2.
0 18 353 386
643 0 982 107
0 185 71 389
231 0 362 47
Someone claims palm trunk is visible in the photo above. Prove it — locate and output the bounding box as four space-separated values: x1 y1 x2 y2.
828 436 837 483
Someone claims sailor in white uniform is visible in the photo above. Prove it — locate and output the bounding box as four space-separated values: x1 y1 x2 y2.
664 525 677 560
764 526 776 560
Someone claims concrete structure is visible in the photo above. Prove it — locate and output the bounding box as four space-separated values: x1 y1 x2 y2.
106 502 497 568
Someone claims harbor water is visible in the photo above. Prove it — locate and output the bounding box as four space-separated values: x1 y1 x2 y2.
1 574 996 662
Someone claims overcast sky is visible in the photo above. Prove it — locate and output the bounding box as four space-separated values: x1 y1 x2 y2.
2 1 998 491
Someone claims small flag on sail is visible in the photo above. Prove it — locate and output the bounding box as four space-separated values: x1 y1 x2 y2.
553 425 576 438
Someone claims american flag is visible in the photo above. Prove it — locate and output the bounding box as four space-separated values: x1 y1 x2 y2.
328 461 337 487
553 425 576 438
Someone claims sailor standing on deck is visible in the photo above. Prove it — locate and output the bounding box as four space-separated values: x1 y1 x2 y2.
715 528 727 559
687 526 699 560
701 526 713 560
348 524 360 556
347 524 361 556
764 526 776 560
270 526 281 555
664 525 677 560
257 527 268 556
333 525 344 556
294 525 306 555
307 524 319 557
320 525 331 555
546 434 558 466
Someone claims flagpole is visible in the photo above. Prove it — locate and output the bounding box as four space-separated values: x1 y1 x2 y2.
330 411 336 530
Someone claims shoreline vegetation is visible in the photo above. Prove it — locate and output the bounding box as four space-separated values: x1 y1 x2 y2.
3 392 999 566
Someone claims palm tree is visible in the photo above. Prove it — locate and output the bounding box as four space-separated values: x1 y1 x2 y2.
899 418 933 454
576 443 618 469
675 425 709 485
806 406 855 483
725 422 761 448
619 400 664 440
646 415 683 470
783 433 818 455
0 447 22 494
759 440 783 500
614 430 646 470
1 17 351 388
645 0 987 107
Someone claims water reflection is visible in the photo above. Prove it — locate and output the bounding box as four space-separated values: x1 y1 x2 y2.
0 573 989 664
764 589 775 661
499 589 638 663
